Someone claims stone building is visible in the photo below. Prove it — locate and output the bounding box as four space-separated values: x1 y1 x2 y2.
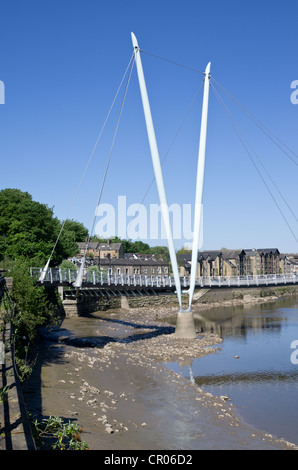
98 257 169 277
77 240 124 261
198 251 222 277
178 248 284 278
279 253 298 274
244 248 280 275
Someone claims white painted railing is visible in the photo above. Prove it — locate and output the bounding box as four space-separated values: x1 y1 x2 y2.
30 267 297 288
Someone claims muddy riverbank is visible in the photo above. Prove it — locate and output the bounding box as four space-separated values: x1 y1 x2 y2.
23 301 298 450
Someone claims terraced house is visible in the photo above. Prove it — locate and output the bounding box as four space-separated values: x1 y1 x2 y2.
178 248 293 278
77 239 124 261
74 241 169 276
98 257 169 277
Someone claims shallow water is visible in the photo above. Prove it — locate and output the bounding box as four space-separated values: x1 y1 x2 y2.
166 296 298 445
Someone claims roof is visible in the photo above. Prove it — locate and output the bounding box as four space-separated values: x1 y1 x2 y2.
198 250 222 261
99 258 168 266
77 241 123 251
177 253 192 262
256 248 280 255
221 250 244 259
77 241 100 250
99 243 122 251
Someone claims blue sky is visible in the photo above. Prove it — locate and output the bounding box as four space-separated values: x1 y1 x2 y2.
0 0 297 253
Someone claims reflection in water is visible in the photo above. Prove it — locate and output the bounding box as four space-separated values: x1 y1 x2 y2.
178 358 195 384
193 300 286 339
166 296 298 445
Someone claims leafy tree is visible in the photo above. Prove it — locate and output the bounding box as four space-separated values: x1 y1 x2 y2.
59 260 78 271
0 189 88 265
62 219 88 243
149 245 169 261
176 247 192 256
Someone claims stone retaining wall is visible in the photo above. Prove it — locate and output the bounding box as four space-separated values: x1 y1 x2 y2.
62 297 121 317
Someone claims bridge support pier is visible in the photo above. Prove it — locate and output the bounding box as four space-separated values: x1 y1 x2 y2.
174 311 197 339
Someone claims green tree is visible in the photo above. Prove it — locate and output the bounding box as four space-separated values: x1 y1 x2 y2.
149 245 169 261
62 219 88 243
0 189 88 265
59 260 78 271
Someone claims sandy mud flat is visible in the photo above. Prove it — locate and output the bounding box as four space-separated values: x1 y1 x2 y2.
25 304 298 450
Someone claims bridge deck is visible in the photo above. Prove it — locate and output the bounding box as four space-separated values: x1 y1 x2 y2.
30 267 297 290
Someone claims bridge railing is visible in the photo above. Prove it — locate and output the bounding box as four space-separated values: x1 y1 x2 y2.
29 268 174 288
195 274 297 287
30 267 297 288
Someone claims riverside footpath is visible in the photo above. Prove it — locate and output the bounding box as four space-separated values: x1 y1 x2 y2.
0 277 35 450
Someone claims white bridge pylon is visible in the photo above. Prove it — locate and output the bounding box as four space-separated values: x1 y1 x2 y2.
131 32 211 314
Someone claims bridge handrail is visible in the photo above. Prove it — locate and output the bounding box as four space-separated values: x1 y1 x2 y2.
30 267 297 288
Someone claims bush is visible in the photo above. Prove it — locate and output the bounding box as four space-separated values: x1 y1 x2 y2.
32 416 89 450
8 259 62 381
10 259 61 343
59 260 78 271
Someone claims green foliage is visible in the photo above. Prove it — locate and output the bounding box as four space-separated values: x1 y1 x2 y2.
148 245 170 261
0 385 9 403
15 355 36 383
0 188 88 264
87 265 100 273
176 247 192 256
62 219 88 243
59 259 78 271
32 416 89 450
10 259 61 344
90 236 169 260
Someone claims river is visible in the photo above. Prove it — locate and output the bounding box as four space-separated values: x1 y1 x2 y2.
25 294 298 450
166 295 298 445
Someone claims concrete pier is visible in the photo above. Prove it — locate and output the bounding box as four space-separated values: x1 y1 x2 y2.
174 311 197 339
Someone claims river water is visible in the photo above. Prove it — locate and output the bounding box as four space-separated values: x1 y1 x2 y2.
166 296 298 445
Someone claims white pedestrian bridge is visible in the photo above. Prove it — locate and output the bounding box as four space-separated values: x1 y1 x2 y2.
30 267 297 290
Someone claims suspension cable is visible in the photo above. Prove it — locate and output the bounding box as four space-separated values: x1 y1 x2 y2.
125 77 205 239
211 82 297 223
210 82 298 245
43 52 135 268
211 76 298 166
83 54 135 258
140 49 205 76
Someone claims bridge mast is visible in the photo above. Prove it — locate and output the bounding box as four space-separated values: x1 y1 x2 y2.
131 32 182 310
188 62 211 309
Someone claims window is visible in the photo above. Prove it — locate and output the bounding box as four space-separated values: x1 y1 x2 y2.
108 268 112 275
164 267 168 274
117 268 121 275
